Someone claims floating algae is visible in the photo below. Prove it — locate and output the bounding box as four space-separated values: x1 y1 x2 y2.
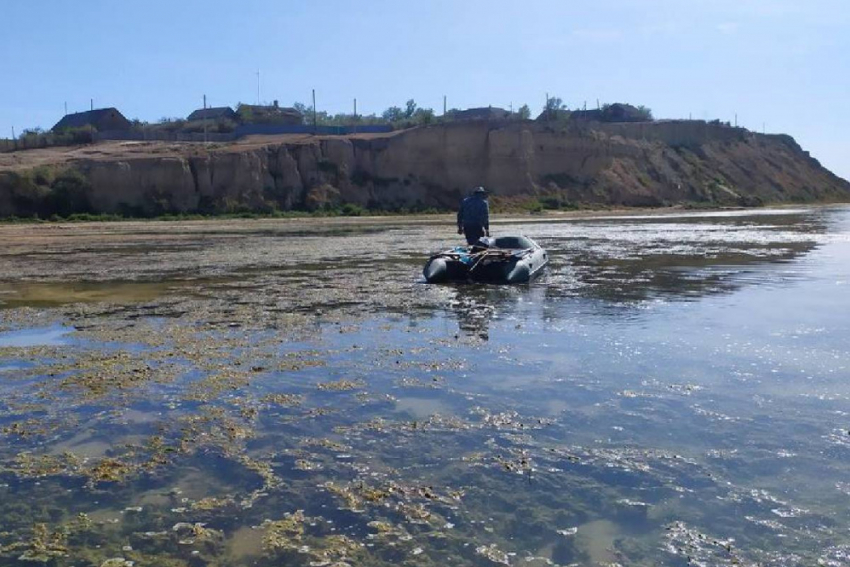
86 458 134 484
317 379 365 392
9 452 81 479
261 511 365 564
98 558 134 567
475 543 511 565
0 523 68 563
261 393 304 406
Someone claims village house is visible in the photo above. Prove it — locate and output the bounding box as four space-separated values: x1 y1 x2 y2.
542 103 652 123
52 107 132 132
448 106 511 121
186 106 238 122
237 101 303 125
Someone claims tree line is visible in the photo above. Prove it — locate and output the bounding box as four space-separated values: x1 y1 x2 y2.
3 97 656 152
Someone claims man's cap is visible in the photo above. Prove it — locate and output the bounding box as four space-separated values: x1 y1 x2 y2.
473 186 488 194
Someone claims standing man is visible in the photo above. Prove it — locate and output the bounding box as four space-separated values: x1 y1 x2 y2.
457 186 490 245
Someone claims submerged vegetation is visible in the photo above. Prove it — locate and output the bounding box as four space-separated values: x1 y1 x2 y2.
0 208 848 565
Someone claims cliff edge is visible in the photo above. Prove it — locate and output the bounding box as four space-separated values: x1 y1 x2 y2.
1 120 848 217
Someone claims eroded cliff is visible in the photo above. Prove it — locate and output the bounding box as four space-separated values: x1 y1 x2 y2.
1 120 848 217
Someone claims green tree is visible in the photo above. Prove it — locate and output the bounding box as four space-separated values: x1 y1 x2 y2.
404 99 418 119
382 106 404 122
542 96 569 122
292 102 325 124
517 104 531 120
545 97 566 112
635 105 654 121
412 107 434 125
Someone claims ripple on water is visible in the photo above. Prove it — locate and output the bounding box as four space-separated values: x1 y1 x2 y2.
0 324 71 347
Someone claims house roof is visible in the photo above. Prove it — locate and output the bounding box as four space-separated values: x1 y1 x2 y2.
187 107 236 121
239 104 302 117
600 103 648 122
52 108 127 130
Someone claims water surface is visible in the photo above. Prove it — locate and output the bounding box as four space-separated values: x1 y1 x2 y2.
0 207 848 566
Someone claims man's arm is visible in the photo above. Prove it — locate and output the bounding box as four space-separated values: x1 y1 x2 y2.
483 200 490 235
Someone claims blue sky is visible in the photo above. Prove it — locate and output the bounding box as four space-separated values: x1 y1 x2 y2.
2 0 848 179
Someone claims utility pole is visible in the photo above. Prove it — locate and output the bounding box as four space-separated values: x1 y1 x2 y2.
90 98 93 111
64 101 68 116
256 70 260 104
353 98 357 134
596 99 600 110
584 100 587 111
545 92 549 121
203 94 208 144
734 113 738 128
443 95 447 116
312 89 317 132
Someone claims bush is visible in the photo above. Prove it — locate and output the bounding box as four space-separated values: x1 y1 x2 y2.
526 200 544 214
538 195 578 210
2 128 93 153
340 203 366 216
53 127 94 145
215 118 238 133
150 118 186 133
47 170 93 216
64 212 124 222
737 194 764 207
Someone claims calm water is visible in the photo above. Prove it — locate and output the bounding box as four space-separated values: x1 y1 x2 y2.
0 207 848 566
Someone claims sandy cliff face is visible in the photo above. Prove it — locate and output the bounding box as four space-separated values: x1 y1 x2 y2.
1 120 848 217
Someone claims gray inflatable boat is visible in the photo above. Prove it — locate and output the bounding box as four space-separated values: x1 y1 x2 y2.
424 236 548 284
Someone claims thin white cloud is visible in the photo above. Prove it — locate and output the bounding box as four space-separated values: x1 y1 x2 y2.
571 28 622 42
717 21 740 34
640 21 682 36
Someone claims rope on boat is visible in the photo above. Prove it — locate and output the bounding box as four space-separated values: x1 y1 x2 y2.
467 248 532 274
429 247 533 276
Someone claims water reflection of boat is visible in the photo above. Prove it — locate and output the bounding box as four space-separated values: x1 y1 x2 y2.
450 292 495 340
423 236 549 284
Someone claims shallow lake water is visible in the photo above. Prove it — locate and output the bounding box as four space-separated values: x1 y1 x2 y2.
0 207 848 566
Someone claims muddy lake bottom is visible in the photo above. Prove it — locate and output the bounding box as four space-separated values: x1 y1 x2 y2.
0 208 848 566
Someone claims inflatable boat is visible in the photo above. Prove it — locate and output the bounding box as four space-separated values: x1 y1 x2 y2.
423 236 548 284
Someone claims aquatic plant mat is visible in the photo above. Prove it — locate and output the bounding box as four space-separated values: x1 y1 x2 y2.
1 209 849 566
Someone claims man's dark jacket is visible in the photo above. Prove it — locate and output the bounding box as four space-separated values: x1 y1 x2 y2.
457 194 490 232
